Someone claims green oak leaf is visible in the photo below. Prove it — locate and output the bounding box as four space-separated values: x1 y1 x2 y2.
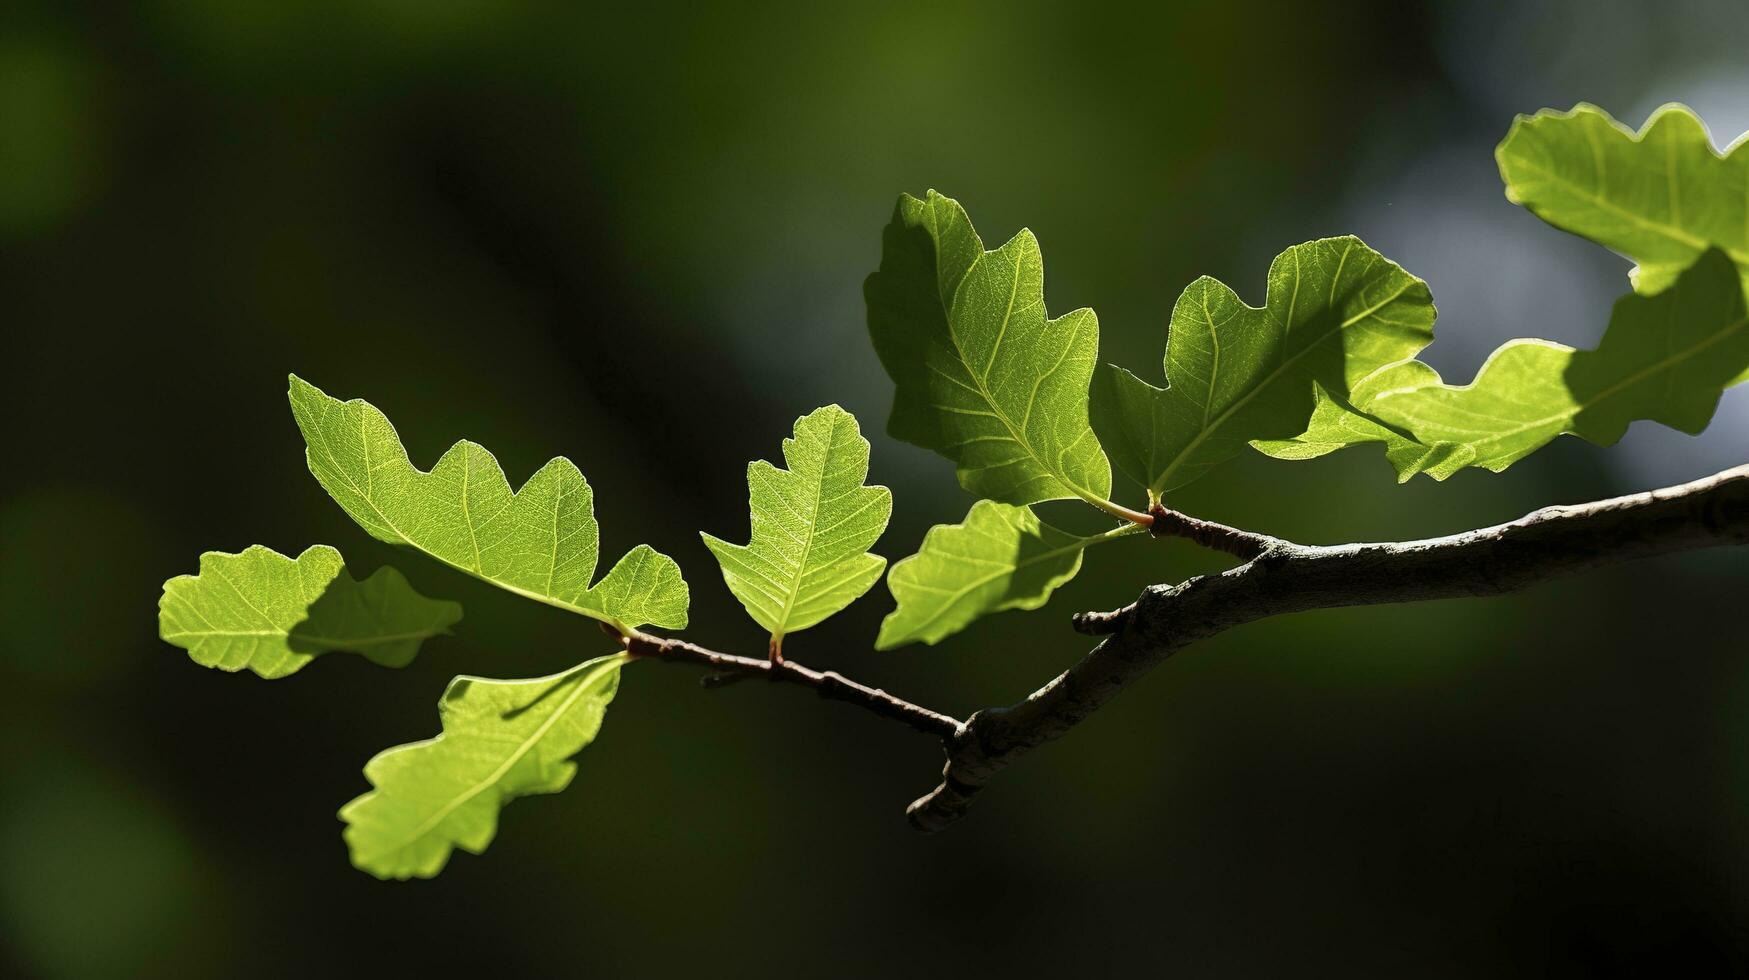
1250 367 1474 481
1497 103 1748 296
159 545 461 679
288 376 687 632
864 189 1112 508
1258 248 1749 477
341 653 625 880
1091 236 1434 497
701 405 891 651
876 500 1139 650
1500 103 1749 386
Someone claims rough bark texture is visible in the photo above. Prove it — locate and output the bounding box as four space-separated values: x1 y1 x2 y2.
907 463 1749 831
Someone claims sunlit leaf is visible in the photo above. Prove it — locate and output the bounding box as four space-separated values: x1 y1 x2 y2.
158 544 460 679
1499 102 1749 385
877 500 1138 650
1250 366 1473 480
865 189 1112 507
1498 102 1748 293
1256 248 1749 478
702 405 890 648
1091 237 1434 496
288 376 687 632
340 653 625 880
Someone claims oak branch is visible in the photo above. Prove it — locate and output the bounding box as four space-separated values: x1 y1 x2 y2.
623 463 1749 833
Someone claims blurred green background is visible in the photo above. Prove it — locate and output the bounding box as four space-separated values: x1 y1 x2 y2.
4 1 1747 976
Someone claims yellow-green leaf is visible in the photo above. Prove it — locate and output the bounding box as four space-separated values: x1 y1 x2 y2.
288 376 687 631
159 545 460 679
1498 102 1748 293
702 405 890 645
341 654 625 880
877 500 1139 650
1257 248 1749 478
1499 102 1749 385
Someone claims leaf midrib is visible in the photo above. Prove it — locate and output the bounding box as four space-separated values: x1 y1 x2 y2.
771 440 832 638
935 243 1099 504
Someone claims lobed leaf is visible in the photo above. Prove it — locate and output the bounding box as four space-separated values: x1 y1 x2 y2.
1499 102 1749 386
1091 237 1434 496
288 376 687 632
865 190 1112 507
1498 103 1749 293
1257 249 1749 478
877 500 1138 650
341 653 625 880
702 405 891 645
159 544 460 679
1260 104 1749 475
1250 367 1468 479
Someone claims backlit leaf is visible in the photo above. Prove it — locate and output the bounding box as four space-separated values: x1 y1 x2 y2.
1091 237 1434 496
1250 366 1471 479
159 545 460 679
1256 248 1749 477
341 653 625 880
288 376 687 632
702 405 891 646
1499 103 1749 385
1498 102 1748 295
877 500 1139 650
865 190 1112 507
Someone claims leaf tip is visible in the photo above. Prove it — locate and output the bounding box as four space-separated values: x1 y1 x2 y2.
287 372 320 399
872 619 906 652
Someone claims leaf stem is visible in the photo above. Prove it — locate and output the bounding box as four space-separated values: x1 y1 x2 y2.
1088 523 1149 546
1082 493 1156 527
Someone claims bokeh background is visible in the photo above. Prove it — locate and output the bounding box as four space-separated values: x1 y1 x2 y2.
4 1 1747 976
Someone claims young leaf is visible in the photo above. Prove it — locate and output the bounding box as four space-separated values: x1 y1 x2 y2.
1498 103 1748 296
877 500 1138 650
701 405 891 650
341 653 625 880
159 545 461 679
1091 237 1434 496
864 190 1113 508
1257 248 1749 478
287 376 687 632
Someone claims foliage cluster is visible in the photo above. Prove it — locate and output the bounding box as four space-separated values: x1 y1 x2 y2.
159 104 1748 877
